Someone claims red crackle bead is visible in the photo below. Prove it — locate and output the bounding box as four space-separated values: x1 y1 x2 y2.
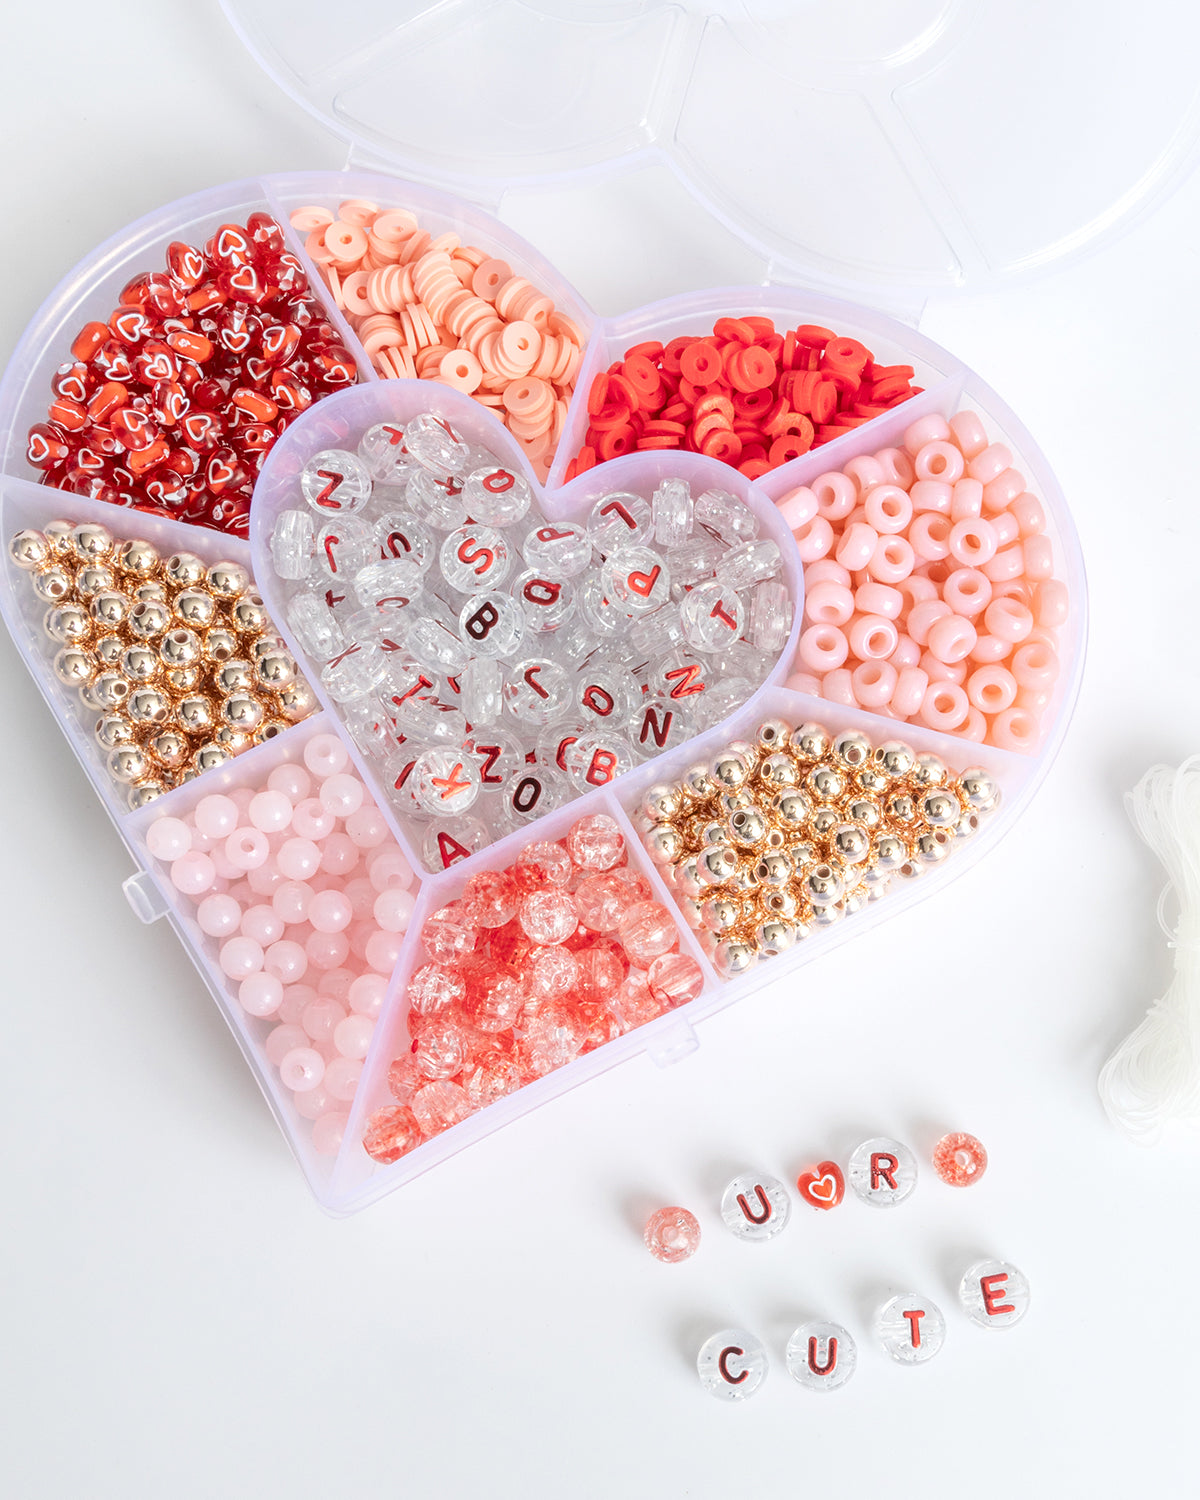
460 867 519 928
519 1003 585 1078
647 952 704 1009
573 872 628 933
422 901 478 962
932 1131 988 1187
517 888 577 946
796 1160 846 1211
565 812 626 871
411 1079 471 1136
362 1104 423 1164
512 839 572 890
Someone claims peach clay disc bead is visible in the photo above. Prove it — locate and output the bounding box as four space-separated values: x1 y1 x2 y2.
932 1131 988 1186
644 1206 702 1263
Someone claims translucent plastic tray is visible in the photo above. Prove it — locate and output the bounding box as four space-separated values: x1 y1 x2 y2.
0 170 1086 1212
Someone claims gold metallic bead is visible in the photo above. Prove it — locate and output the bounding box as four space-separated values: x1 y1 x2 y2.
805 862 844 905
713 938 757 977
127 782 169 809
831 822 871 865
53 648 95 688
8 529 49 570
32 564 73 603
107 743 149 785
670 855 703 897
845 796 882 832
133 582 169 606
855 764 889 795
163 665 202 696
842 888 870 916
165 551 208 590
729 862 759 894
159 626 202 669
122 645 161 684
213 725 250 753
920 789 961 827
645 824 683 864
74 565 115 600
832 729 872 770
885 792 917 825
958 768 999 813
276 679 318 722
872 832 910 872
194 742 231 774
116 538 160 578
913 828 953 865
756 918 798 956
127 687 172 727
805 763 845 803
754 849 793 887
700 895 744 934
149 730 188 769
207 561 251 599
757 751 800 790
231 590 269 635
95 636 126 670
204 628 239 663
698 843 739 885
42 520 76 555
680 761 716 802
70 523 114 563
214 657 255 695
809 902 843 927
952 810 984 842
758 886 801 920
771 788 811 829
221 693 264 732
642 783 683 823
127 598 170 639
727 806 768 848
92 671 133 710
173 588 217 629
710 748 752 792
255 649 297 691
875 739 917 780
252 721 290 745
95 714 136 750
175 696 215 735
44 604 91 645
910 753 948 789
754 717 792 753
791 722 830 763
809 805 841 839
90 590 130 629
249 632 287 661
897 856 926 880
174 768 199 787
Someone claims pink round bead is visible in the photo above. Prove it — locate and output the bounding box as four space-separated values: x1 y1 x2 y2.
866 534 915 584
239 971 284 1018
989 707 1041 753
278 837 322 882
320 772 365 818
334 1014 375 1060
914 439 965 484
966 664 1018 715
224 828 269 872
777 485 818 529
193 794 239 839
312 1111 350 1156
926 612 977 665
279 984 317 1024
949 517 998 568
319 832 360 876
267 763 312 802
812 470 857 521
804 580 854 626
241 902 284 946
246 862 284 897
941 568 992 619
851 659 897 708
220 935 264 980
304 733 350 778
171 851 217 896
950 477 983 520
366 928 404 974
821 667 857 707
948 410 988 459
919 680 969 731
891 665 929 717
849 612 899 661
368 847 414 892
302 997 345 1045
280 1046 326 1092
146 816 191 861
209 843 242 881
863 483 912 534
248 789 293 833
292 798 336 841
318 968 355 1002
793 515 834 562
293 1081 335 1121
644 1206 701 1264
265 1023 310 1067
308 889 353 934
345 805 390 848
265 938 308 984
306 929 351 971
272 880 313 925
348 972 388 1018
196 892 241 938
903 413 951 455
836 520 878 572
374 886 416 932
797 623 848 673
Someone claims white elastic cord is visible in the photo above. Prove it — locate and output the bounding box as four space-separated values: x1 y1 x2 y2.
1099 757 1200 1142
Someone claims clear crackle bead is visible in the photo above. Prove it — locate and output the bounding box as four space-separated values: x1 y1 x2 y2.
522 520 592 578
786 1322 856 1391
697 1330 767 1402
271 509 314 580
679 579 745 651
439 525 511 592
403 412 471 477
463 464 533 527
652 476 694 548
300 449 373 515
458 591 525 658
876 1294 946 1363
719 1173 790 1241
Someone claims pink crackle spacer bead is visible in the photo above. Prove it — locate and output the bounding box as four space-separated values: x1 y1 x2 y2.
932 1131 988 1186
644 1206 702 1263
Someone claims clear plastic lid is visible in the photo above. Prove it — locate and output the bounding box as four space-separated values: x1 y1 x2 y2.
220 0 1200 299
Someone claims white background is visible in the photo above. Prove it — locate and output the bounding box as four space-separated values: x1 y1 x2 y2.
3 4 1200 1497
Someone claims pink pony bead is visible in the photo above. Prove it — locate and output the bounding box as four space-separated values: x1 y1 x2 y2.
805 558 851 588
981 543 1024 584
864 483 912 534
982 467 1026 512
950 477 983 520
805 579 854 626
1012 640 1059 690
926 613 978 665
855 581 902 619
843 453 886 493
948 410 988 459
921 650 966 685
784 670 821 695
941 567 991 618
919 680 969 730
914 440 965 484
835 520 878 571
867 534 915 584
1034 579 1069 628
983 595 1034 643
898 575 938 610
777 485 818 529
889 632 921 668
875 446 915 488
969 632 1011 665
1010 492 1046 537
902 413 952 456
821 667 857 706
891 665 929 717
798 623 849 673
967 442 1012 486
960 707 987 743
851 659 897 708
910 479 952 514
304 733 350 778
1022 534 1054 580
966 664 1018 715
812 471 857 521
906 597 951 646
849 612 899 661
990 510 1021 548
989 706 1041 753
909 512 951 562
949 517 998 568
793 514 834 562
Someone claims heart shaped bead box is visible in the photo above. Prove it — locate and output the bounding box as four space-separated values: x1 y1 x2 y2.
0 166 1085 1211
